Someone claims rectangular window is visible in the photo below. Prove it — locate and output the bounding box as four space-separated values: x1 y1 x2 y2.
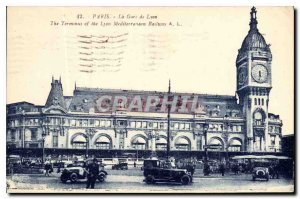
100 120 105 127
136 121 141 128
179 123 185 130
271 136 276 145
185 123 190 130
160 122 164 129
31 130 37 140
153 122 158 128
130 121 136 128
106 120 111 127
53 134 58 147
95 120 100 126
71 119 76 126
11 130 16 140
142 122 147 128
148 122 153 128
174 123 179 130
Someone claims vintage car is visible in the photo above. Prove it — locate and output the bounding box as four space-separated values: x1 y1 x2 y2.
143 158 193 185
252 161 270 181
60 159 108 183
112 162 128 170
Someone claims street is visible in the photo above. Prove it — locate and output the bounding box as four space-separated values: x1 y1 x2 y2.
7 168 294 193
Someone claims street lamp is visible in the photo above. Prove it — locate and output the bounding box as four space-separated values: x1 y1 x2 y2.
41 130 47 166
203 123 209 164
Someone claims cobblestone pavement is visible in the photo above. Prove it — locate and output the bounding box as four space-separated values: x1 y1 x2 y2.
7 169 294 193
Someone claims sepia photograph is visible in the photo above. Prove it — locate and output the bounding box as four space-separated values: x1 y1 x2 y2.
6 6 294 193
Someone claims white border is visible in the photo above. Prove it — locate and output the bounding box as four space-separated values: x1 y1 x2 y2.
1 0 298 198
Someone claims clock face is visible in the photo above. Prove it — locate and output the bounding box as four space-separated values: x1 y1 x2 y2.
251 64 268 83
238 67 247 85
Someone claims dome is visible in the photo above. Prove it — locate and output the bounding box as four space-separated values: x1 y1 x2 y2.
237 7 271 61
240 30 269 52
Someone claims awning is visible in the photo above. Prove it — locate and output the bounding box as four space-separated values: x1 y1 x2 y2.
176 137 189 145
72 135 87 143
96 136 110 143
133 137 146 144
156 137 167 144
209 139 222 146
230 139 242 146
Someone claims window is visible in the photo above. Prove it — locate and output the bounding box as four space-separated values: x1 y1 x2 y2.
100 120 105 127
71 119 76 126
11 130 16 140
53 134 58 147
130 121 136 128
153 122 158 128
185 123 190 130
31 130 37 140
271 136 276 145
159 122 164 129
258 98 261 105
148 122 153 128
262 99 264 106
174 123 179 130
136 121 141 128
254 98 257 105
179 123 185 130
96 143 110 149
142 122 147 128
95 120 100 126
254 111 263 126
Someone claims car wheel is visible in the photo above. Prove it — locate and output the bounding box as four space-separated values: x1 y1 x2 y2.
145 175 155 184
70 173 78 183
181 175 191 185
98 174 105 183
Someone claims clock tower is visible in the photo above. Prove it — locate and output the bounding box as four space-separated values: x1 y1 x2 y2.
236 7 272 152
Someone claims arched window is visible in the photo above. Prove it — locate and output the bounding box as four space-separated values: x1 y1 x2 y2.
95 136 111 149
228 139 242 152
72 134 87 149
258 98 261 105
262 99 264 106
254 111 263 126
132 137 147 150
156 137 167 150
175 137 190 151
208 138 223 151
254 98 257 105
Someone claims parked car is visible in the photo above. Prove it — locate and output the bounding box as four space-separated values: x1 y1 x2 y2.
60 159 108 183
143 158 193 185
252 161 270 181
112 163 128 170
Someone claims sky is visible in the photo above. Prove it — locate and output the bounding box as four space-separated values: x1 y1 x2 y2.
6 7 294 135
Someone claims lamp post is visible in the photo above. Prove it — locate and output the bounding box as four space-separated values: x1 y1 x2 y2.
41 130 47 166
203 123 209 164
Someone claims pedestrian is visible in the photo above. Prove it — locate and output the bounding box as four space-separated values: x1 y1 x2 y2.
204 163 210 176
86 158 100 189
44 161 51 177
219 163 225 176
273 164 279 179
133 161 136 168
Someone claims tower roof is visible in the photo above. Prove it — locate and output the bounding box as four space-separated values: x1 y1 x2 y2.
237 7 271 61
